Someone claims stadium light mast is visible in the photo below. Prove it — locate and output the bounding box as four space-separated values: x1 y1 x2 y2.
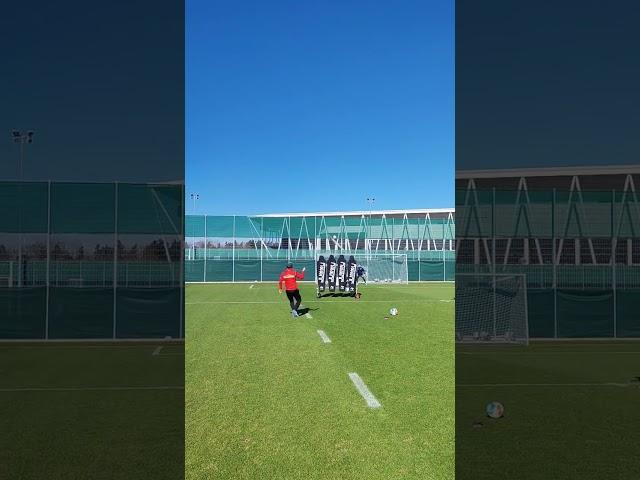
190 193 200 214
12 130 34 287
189 193 200 260
11 130 34 180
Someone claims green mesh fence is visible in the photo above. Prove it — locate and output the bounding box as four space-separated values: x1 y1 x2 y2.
556 290 615 338
0 182 184 340
0 183 48 233
0 288 47 339
115 288 182 338
616 290 640 337
48 288 114 339
457 187 640 338
185 213 456 282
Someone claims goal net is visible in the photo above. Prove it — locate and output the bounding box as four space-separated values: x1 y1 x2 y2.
357 254 408 284
455 273 529 345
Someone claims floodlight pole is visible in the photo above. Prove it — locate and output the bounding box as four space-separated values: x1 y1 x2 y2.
190 193 199 214
12 130 34 288
367 197 375 259
189 193 199 260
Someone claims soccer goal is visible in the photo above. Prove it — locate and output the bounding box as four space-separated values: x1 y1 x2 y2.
455 273 529 345
357 253 409 284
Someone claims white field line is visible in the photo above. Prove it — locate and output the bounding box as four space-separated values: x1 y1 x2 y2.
249 284 254 289
348 372 382 408
317 330 331 343
457 382 634 388
152 346 163 356
305 312 313 319
0 345 174 350
458 351 640 355
186 300 439 305
0 385 184 392
0 338 183 345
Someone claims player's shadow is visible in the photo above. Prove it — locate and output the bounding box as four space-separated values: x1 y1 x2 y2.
298 307 319 315
318 292 355 299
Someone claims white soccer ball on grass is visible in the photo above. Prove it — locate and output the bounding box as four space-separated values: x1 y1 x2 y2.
486 401 504 419
389 307 398 316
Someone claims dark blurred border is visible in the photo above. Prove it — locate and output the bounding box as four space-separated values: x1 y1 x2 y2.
456 1 640 479
1 1 184 478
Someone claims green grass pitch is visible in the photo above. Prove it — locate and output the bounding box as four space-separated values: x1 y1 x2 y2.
0 342 184 480
456 341 640 480
186 282 454 480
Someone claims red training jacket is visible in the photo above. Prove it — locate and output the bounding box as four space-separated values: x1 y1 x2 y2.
279 268 304 291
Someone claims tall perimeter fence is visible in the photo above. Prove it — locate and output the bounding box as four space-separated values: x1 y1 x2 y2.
0 182 184 340
185 210 455 282
456 186 640 338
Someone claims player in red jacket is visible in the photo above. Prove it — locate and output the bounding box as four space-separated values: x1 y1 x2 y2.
279 262 305 317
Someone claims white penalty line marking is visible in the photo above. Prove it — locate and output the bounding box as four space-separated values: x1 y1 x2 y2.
348 372 382 408
0 385 184 392
458 382 635 388
317 330 331 343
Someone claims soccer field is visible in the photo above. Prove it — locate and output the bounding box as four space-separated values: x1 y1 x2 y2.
185 282 454 480
0 341 184 480
456 341 640 480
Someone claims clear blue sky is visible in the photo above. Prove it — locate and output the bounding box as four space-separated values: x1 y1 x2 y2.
186 1 453 215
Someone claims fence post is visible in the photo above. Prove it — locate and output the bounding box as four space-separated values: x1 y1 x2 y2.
552 188 557 338
113 182 118 339
179 183 184 337
45 181 51 339
204 215 207 282
418 237 421 281
492 188 497 336
612 189 617 338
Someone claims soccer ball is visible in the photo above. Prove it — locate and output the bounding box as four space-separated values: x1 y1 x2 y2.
486 401 504 419
389 308 398 316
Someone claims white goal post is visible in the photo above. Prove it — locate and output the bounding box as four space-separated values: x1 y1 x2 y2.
314 253 409 285
455 273 529 345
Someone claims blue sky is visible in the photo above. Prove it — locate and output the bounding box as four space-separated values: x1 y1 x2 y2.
186 1 454 215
